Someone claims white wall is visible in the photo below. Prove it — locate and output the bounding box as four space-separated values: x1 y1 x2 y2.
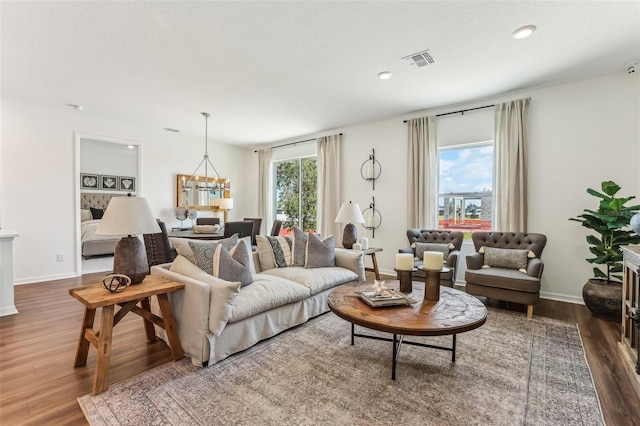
1 99 253 283
256 71 640 304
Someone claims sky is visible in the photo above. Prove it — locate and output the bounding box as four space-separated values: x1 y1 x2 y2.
438 145 493 194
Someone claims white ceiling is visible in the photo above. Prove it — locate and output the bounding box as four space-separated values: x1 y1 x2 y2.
2 1 639 147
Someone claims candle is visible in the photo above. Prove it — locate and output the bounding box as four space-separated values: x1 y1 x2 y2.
352 242 362 251
423 251 444 271
396 253 414 271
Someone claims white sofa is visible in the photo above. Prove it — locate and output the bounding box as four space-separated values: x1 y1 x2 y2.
151 246 365 366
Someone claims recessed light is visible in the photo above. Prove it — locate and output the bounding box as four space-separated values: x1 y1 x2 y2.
67 103 84 111
378 71 392 80
163 127 180 133
127 145 135 149
512 25 536 39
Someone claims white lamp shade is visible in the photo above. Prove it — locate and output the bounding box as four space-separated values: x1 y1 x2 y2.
335 202 365 224
95 196 160 236
218 198 234 210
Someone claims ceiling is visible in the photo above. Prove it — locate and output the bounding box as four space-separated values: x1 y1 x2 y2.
2 1 639 147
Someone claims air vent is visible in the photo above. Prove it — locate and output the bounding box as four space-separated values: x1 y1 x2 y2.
402 49 436 68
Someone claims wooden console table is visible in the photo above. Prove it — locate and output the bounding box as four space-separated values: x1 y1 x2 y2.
69 275 184 394
621 245 640 398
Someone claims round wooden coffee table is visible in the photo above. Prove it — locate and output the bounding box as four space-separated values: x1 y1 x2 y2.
328 280 487 379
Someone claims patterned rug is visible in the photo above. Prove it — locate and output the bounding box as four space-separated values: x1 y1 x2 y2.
78 309 604 425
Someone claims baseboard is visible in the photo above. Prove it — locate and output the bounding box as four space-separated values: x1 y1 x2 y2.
539 291 584 305
0 305 18 316
14 272 80 285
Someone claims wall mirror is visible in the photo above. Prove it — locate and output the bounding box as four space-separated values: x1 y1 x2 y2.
176 174 231 210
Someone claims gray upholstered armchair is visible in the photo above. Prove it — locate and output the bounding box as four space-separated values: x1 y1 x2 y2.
465 231 547 318
398 229 464 287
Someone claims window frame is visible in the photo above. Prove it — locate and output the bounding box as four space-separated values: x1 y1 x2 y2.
436 140 495 236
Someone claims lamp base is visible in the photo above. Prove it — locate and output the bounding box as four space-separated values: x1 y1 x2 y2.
342 223 357 249
113 236 149 284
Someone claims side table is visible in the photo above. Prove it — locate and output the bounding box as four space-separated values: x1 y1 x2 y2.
69 275 185 394
362 247 383 280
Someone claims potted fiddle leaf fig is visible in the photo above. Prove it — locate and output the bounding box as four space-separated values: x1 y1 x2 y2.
569 180 640 321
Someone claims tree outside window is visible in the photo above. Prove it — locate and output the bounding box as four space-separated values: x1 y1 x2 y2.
274 156 317 234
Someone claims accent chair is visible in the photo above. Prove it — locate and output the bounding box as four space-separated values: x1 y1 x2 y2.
398 229 464 287
465 231 547 319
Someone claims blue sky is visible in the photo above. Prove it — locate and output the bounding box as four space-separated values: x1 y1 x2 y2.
438 145 493 194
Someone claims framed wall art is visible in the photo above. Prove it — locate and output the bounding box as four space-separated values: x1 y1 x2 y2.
100 175 118 191
119 176 136 192
80 173 99 190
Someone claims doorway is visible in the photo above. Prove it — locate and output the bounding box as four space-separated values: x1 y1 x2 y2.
75 133 141 275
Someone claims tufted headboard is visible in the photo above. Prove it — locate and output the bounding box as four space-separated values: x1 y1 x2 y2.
81 192 125 210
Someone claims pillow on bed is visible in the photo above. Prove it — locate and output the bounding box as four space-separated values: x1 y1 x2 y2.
80 209 92 222
90 207 104 220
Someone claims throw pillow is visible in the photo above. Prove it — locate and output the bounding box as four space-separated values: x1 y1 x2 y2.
170 237 196 263
80 209 92 222
412 242 450 261
169 255 240 337
291 228 308 267
257 235 292 269
483 247 529 272
305 234 336 269
90 207 104 220
188 235 239 275
212 240 253 287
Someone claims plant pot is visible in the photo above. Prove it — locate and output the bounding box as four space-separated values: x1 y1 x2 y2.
582 278 622 322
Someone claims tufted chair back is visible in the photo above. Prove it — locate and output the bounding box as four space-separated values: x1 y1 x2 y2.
471 232 546 259
406 229 464 253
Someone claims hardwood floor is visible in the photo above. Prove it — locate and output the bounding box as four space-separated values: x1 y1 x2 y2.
1 272 639 425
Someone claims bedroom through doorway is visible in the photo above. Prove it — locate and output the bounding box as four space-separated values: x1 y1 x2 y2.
76 133 141 276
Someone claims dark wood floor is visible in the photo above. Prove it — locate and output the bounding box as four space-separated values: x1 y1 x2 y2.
1 272 639 425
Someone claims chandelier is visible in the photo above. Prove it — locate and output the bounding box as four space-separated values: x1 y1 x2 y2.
183 112 226 196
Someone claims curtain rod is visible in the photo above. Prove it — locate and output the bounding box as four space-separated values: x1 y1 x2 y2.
403 104 495 123
254 133 343 153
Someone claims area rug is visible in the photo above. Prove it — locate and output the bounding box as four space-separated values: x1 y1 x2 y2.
78 309 604 425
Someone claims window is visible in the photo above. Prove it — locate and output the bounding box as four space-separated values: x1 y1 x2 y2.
273 156 317 235
438 143 493 238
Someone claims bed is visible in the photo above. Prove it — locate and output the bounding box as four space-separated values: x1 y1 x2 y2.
80 193 125 258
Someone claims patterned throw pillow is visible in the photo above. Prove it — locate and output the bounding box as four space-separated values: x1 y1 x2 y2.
292 228 308 267
412 242 450 261
260 235 292 268
212 240 253 287
305 234 335 269
188 235 239 275
482 247 529 272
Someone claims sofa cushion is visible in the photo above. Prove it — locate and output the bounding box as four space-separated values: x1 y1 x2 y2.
257 235 292 269
213 240 253 287
169 255 241 337
261 266 357 295
291 228 308 267
229 274 311 323
189 235 239 275
305 234 335 269
412 242 450 261
482 247 528 272
465 267 541 293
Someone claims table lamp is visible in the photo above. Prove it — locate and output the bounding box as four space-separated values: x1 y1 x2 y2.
95 195 160 284
216 197 234 223
334 201 365 249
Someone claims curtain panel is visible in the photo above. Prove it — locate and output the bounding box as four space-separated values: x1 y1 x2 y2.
407 116 437 229
494 97 530 232
317 134 341 240
257 148 272 235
